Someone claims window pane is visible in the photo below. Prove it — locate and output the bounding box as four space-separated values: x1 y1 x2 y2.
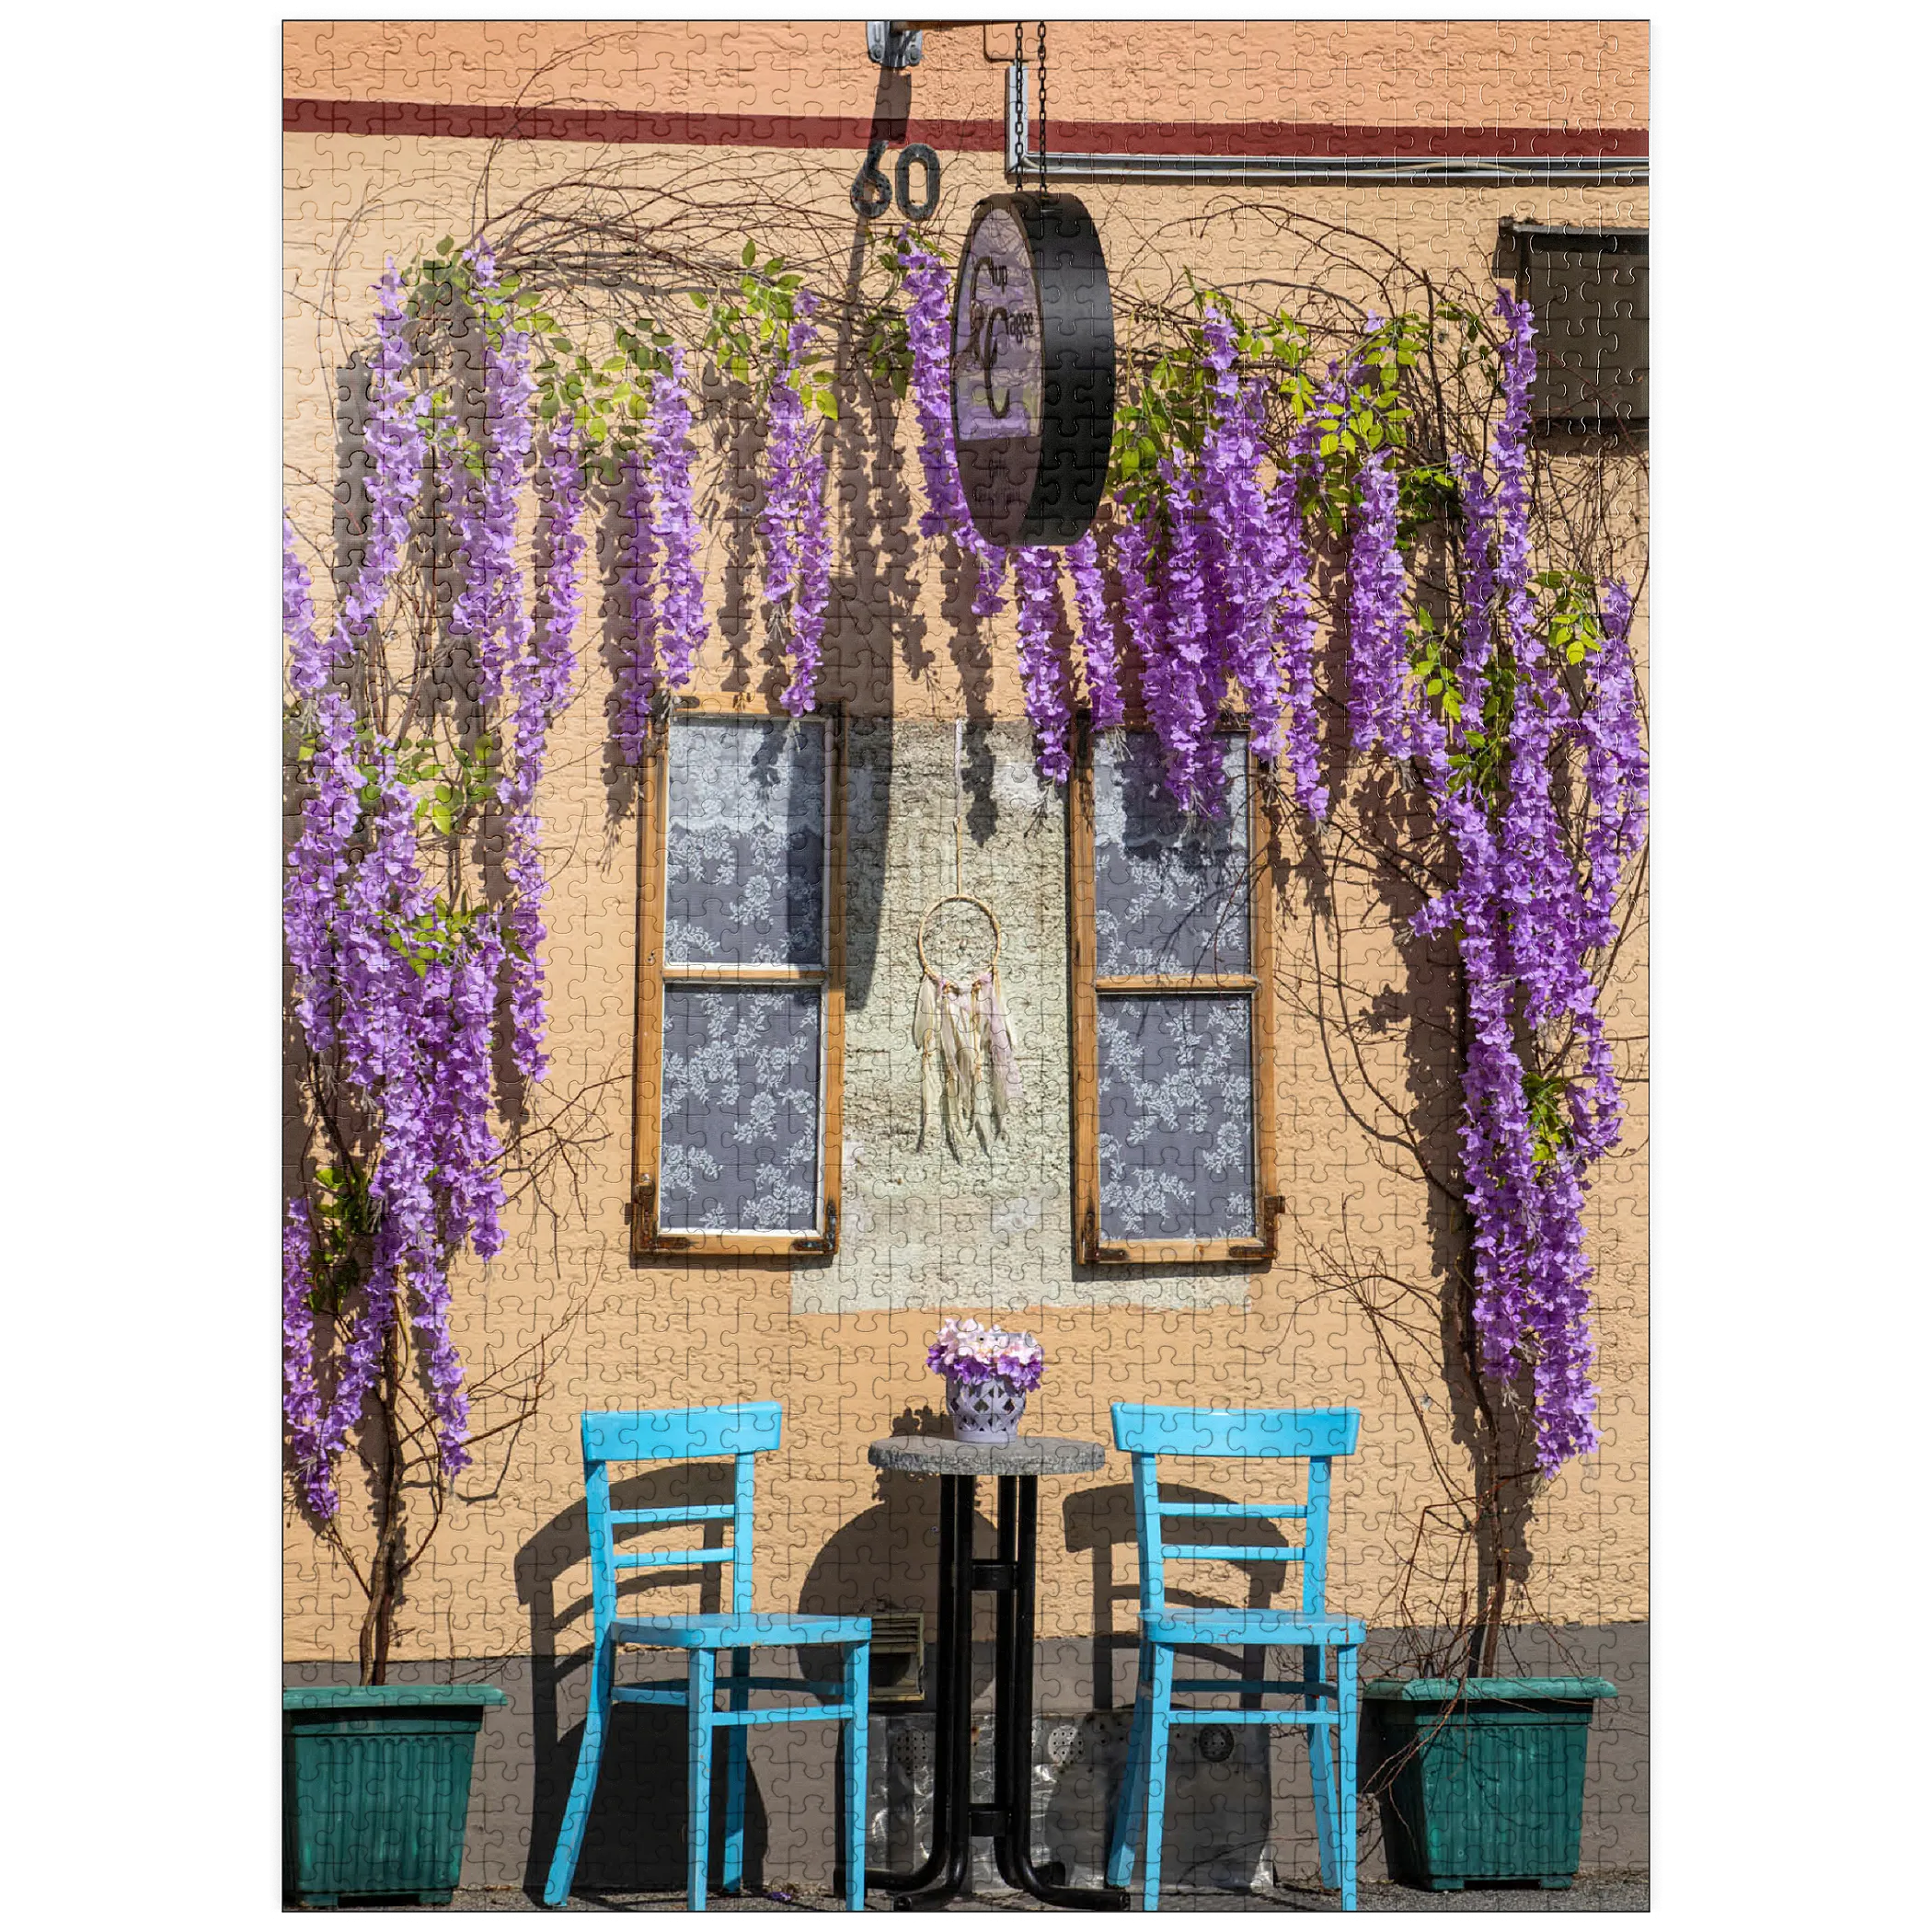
1097 994 1256 1241
1524 234 1648 425
660 985 822 1233
666 717 826 966
1093 733 1250 975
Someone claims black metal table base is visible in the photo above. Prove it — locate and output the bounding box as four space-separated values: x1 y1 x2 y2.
867 1474 1126 1910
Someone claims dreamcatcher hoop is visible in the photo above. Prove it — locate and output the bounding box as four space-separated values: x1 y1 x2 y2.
915 892 1003 984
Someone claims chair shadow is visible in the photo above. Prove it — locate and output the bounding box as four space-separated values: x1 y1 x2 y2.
514 1462 770 1900
1063 1482 1295 1710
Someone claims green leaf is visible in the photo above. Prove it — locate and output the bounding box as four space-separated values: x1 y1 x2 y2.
742 238 758 269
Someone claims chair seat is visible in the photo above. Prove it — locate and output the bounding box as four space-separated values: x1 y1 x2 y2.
1139 1606 1365 1648
611 1612 871 1650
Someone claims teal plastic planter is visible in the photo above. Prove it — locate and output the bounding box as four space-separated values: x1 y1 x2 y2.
283 1685 509 1907
1364 1677 1616 1892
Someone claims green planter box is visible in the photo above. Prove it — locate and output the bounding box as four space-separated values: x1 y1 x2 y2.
1364 1677 1616 1892
283 1685 509 1907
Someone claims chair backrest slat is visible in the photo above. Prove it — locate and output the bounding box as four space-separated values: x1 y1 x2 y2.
581 1404 782 1632
1113 1403 1358 1458
1110 1401 1359 1621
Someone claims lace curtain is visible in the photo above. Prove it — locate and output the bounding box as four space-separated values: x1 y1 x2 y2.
1092 733 1259 1244
659 718 828 1234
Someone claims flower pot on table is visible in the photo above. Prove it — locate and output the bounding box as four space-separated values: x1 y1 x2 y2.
1364 1677 1616 1892
945 1371 1029 1443
283 1684 508 1907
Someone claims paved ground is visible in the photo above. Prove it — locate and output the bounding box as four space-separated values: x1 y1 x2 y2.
336 1875 1649 1912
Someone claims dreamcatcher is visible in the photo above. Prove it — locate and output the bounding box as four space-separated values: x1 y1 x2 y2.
913 726 1024 1151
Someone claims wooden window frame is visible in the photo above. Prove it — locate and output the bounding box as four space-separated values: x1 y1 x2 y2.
1067 718 1280 1267
629 694 845 1261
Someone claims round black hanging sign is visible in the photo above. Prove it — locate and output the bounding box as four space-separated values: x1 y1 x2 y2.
949 193 1115 548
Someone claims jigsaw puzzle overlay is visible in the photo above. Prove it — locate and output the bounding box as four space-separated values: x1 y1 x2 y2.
283 18 1647 1906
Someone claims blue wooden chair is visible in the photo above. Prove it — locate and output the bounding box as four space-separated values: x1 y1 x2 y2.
1105 1403 1364 1912
542 1404 872 1911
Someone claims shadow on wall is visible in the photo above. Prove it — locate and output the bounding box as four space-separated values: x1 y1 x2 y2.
794 1402 999 1702
514 1463 771 1898
1063 1482 1297 1710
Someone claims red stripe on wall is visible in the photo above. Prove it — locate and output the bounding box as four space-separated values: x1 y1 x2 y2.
282 98 1646 160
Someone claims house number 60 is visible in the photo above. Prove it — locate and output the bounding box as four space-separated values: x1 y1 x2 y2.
850 140 941 222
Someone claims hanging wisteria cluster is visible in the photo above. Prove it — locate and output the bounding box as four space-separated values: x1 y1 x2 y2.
758 293 835 716
611 345 708 759
1399 297 1648 1473
281 248 620 1517
894 252 1644 1474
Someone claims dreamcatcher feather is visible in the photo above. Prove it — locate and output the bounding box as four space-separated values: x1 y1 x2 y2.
913 895 1022 1152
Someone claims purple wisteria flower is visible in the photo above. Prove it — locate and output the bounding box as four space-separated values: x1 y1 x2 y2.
491 421 587 1080
898 233 971 537
283 513 327 697
1064 530 1125 731
760 336 808 607
1200 305 1285 763
1012 545 1075 785
896 230 1008 615
282 1198 335 1517
1266 459 1328 818
1345 453 1410 755
650 348 708 695
1110 519 1156 662
1142 460 1223 814
448 245 535 712
785 441 833 716
762 295 834 712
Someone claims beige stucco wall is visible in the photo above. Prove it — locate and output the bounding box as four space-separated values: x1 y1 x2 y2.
282 20 1648 1667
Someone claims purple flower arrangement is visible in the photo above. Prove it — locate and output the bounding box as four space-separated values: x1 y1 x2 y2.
926 1318 1046 1393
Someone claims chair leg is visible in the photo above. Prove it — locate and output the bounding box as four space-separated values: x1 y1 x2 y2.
543 1635 615 1908
843 1640 870 1912
686 1650 717 1912
1139 1646 1175 1913
1336 1645 1359 1913
1106 1645 1153 1890
1304 1643 1339 1892
722 1648 750 1895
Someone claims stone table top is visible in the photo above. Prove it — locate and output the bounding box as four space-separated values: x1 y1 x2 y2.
867 1434 1107 1477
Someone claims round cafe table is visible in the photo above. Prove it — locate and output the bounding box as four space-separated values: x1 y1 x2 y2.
864 1434 1125 1911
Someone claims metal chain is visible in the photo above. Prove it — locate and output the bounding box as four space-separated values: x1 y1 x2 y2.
1013 21 1029 190
1036 20 1049 192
